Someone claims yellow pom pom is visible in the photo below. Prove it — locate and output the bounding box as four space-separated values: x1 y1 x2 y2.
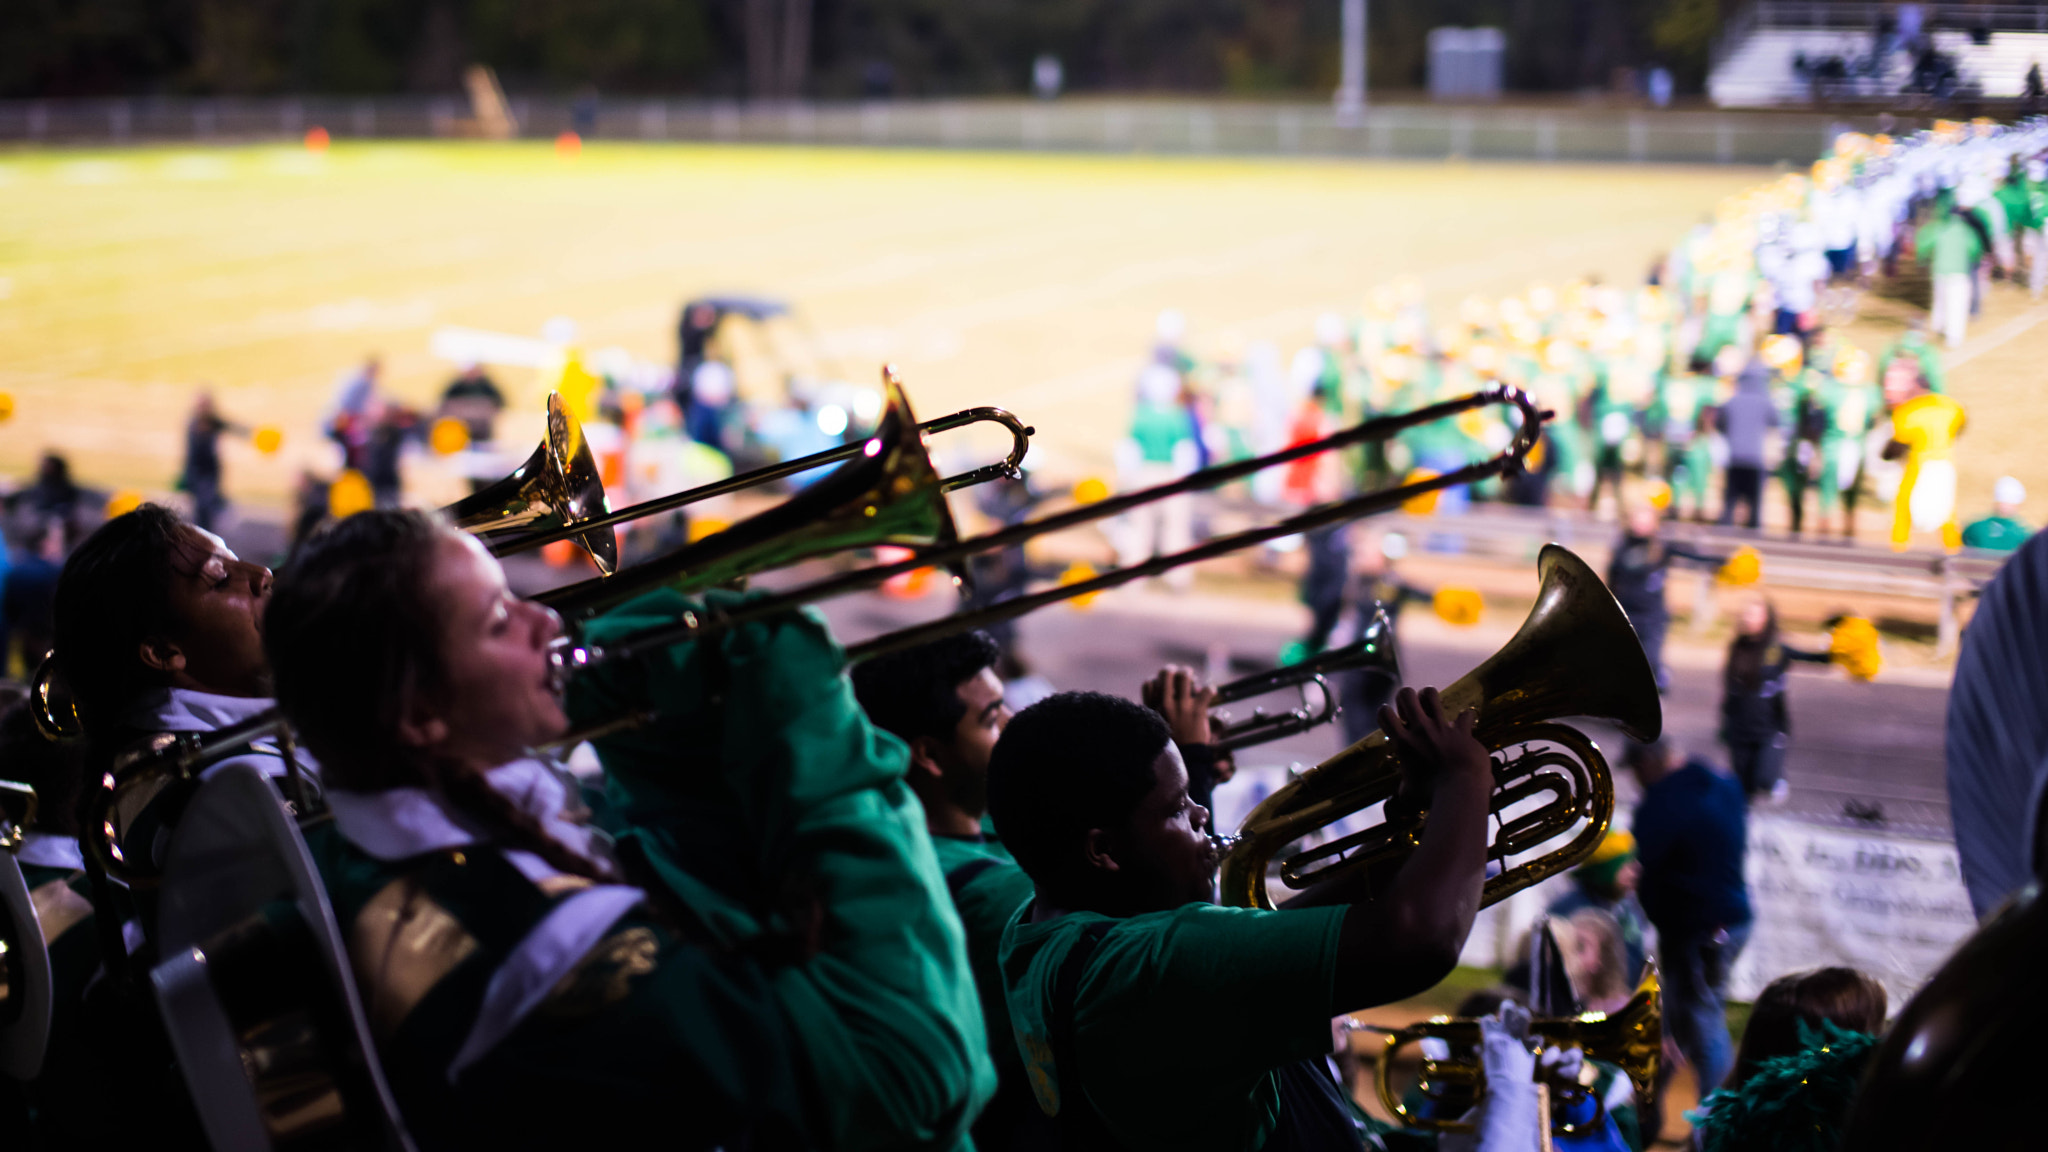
105 490 144 518
1401 469 1442 516
0 391 14 423
1646 479 1673 511
252 425 284 455
429 417 471 456
1071 477 1111 505
686 517 730 543
328 469 375 519
1829 615 1884 681
1433 587 1484 627
1719 546 1763 586
1059 561 1102 610
1761 334 1803 375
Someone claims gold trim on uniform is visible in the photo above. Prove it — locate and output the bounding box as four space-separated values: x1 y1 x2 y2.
541 926 658 1019
29 878 93 944
351 878 478 1040
535 874 594 898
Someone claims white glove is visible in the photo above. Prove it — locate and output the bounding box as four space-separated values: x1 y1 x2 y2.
1537 1042 1585 1085
1454 1005 1541 1152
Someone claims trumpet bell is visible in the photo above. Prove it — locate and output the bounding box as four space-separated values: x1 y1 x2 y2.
445 392 617 576
536 367 961 619
1219 544 1660 910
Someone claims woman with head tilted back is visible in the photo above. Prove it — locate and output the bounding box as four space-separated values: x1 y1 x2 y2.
265 509 990 1150
50 504 320 897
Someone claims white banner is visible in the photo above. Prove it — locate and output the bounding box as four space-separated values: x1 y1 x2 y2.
1728 814 1976 1006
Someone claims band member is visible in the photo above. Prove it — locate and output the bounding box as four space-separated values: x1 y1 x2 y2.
988 685 1492 1151
50 505 318 830
265 509 991 1148
851 630 1044 1152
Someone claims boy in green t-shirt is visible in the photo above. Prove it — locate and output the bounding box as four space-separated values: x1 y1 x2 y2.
989 687 1492 1152
850 630 1043 1152
1961 476 2034 552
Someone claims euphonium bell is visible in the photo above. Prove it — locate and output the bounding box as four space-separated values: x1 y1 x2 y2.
1218 543 1661 910
536 367 961 620
1372 967 1662 1132
445 391 618 576
28 653 80 742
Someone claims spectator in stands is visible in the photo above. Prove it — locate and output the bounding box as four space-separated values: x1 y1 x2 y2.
1716 360 1778 531
1544 829 1648 986
1 519 67 677
1691 967 1887 1152
6 452 88 539
1962 476 2033 552
1625 736 1751 1102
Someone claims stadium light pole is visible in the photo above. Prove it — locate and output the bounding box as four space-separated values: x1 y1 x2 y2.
1336 0 1367 125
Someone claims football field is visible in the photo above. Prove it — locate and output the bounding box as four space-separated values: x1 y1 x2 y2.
0 140 1770 507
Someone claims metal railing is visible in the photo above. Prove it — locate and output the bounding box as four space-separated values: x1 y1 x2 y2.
0 95 1867 167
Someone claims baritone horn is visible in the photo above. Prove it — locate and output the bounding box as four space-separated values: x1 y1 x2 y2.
1370 968 1662 1133
1217 543 1661 911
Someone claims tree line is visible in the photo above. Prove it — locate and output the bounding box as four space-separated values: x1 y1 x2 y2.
4 0 1735 100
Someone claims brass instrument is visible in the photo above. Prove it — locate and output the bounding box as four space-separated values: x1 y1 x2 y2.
1217 544 1661 911
1206 610 1399 753
534 370 964 619
1370 968 1662 1133
445 390 619 576
489 389 1034 559
27 653 76 743
82 383 1546 873
553 385 1545 683
80 709 302 887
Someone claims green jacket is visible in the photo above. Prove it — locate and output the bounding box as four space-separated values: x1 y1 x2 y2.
933 834 1041 1147
570 588 995 1150
1917 212 1986 276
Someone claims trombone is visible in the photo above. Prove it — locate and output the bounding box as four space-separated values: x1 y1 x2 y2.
29 374 1030 741
489 402 1034 559
75 380 1548 884
1206 610 1399 753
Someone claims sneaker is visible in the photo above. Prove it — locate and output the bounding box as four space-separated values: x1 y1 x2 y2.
1768 778 1792 804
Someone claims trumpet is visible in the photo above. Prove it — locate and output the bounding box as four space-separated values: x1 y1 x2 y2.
1206 610 1399 753
1216 543 1662 911
1370 969 1662 1133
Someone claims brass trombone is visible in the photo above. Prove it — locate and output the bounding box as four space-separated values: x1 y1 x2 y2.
552 384 1546 678
1206 610 1399 753
1369 968 1662 1133
1216 543 1661 911
490 396 1034 559
77 382 1547 881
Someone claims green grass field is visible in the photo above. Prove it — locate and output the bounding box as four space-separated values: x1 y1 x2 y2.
1 141 1768 507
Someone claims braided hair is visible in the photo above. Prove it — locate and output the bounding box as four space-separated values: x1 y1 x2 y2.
265 510 606 881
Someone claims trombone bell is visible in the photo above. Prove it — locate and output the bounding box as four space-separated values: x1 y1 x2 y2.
535 368 961 619
1218 544 1660 911
444 392 617 575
